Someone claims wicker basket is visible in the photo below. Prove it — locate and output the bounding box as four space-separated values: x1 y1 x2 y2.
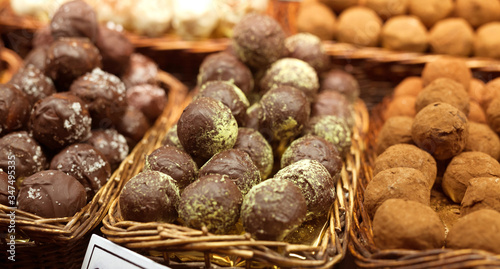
0 70 188 268
349 97 500 269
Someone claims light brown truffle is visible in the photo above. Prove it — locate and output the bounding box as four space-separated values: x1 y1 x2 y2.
483 78 500 110
320 0 359 13
297 2 337 41
363 0 409 20
364 167 431 219
383 95 416 121
421 57 472 91
461 177 500 216
337 7 383 47
429 18 474 57
468 101 487 124
381 15 428 53
465 122 500 160
393 76 423 97
455 0 500 28
474 22 500 59
415 77 470 115
446 209 500 254
468 78 487 107
374 144 437 188
376 116 414 155
373 199 445 250
408 0 453 28
486 97 500 133
442 151 500 203
412 102 469 161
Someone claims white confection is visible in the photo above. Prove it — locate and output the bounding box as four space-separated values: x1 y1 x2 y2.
213 0 270 37
86 0 133 29
10 0 55 20
172 0 219 40
130 0 173 37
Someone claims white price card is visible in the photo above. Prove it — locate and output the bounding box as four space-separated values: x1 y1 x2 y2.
82 234 170 269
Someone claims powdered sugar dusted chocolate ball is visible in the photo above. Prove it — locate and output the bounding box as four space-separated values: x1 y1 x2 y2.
284 33 330 74
85 129 129 171
0 84 31 136
50 0 99 42
8 64 56 105
126 84 167 123
233 127 274 180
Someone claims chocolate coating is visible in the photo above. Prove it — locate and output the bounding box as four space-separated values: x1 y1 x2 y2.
114 106 151 149
17 170 86 218
0 171 15 206
95 25 133 76
242 178 307 241
50 143 111 200
126 83 167 123
50 0 98 42
32 25 53 49
8 64 56 105
161 124 183 150
24 47 48 72
461 177 500 216
121 53 158 89
245 102 264 131
85 129 129 171
233 128 274 180
119 170 180 223
421 57 471 91
0 84 31 136
284 33 330 74
304 115 351 156
178 174 242 234
311 90 354 127
320 69 360 102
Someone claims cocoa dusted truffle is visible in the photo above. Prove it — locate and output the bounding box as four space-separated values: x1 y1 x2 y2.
373 199 445 250
469 78 487 106
8 64 56 105
447 209 500 254
177 97 238 164
468 101 487 124
29 93 92 151
311 90 354 127
0 84 31 136
284 33 330 74
232 13 286 69
442 151 500 203
461 177 500 216
393 76 423 97
429 18 474 57
126 84 167 123
114 106 151 149
145 145 198 190
50 143 111 200
408 0 453 28
375 116 414 155
178 174 242 234
161 124 183 150
296 1 336 41
382 95 416 120
95 25 134 76
45 38 102 90
465 122 500 160
484 78 500 110
70 68 127 129
381 15 428 53
119 170 180 223
195 81 249 126
17 170 87 218
364 0 409 20
274 159 335 220
241 178 307 241
415 77 470 115
0 131 47 181
412 102 469 161
121 53 158 89
486 98 500 133
281 134 342 179
233 128 274 180
320 69 360 102
85 129 129 171
337 7 383 47
303 115 351 156
197 51 254 96
364 167 431 219
474 23 500 59
50 0 98 42
0 171 14 206
319 0 358 13
421 57 472 91
455 0 500 28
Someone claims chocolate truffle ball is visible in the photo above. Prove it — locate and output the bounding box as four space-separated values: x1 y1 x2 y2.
483 78 500 110
374 144 437 188
429 18 474 57
29 93 92 150
95 25 134 76
408 0 453 28
17 170 86 218
50 143 111 200
233 127 274 180
197 51 254 96
312 90 354 127
245 102 264 131
320 69 360 102
145 145 198 190
178 174 242 234
319 0 358 13
119 170 180 223
259 58 319 102
337 7 383 47
274 159 335 220
45 38 102 91
121 53 158 89
447 209 500 254
421 57 472 91
199 149 261 196
24 47 48 72
382 95 416 121
381 15 428 53
50 0 98 42
486 97 500 133
373 199 445 250
32 25 53 49
455 0 500 28
303 115 351 156
114 106 151 149
442 151 500 203
126 84 167 123
461 177 500 216
474 22 500 59
469 78 487 106
281 134 342 179
412 102 469 161
0 171 15 206
8 64 56 105
70 68 127 129
284 33 330 74
0 131 47 181
296 2 336 41
364 167 431 219
241 178 307 241
195 81 249 126
468 101 487 124
415 77 470 115
393 76 423 97
0 84 31 136
232 13 285 69
465 122 500 160
375 116 414 155
85 129 129 171
177 97 238 164
259 86 310 143
364 0 409 20
161 124 183 150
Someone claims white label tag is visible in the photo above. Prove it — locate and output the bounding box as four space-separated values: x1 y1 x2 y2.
81 234 170 269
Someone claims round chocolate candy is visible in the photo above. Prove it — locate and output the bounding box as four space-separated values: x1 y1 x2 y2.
0 84 31 136
320 69 360 103
50 0 99 42
121 53 158 89
126 84 167 123
114 106 151 149
233 127 274 180
95 25 134 76
84 129 129 171
8 64 56 105
304 115 352 156
284 33 331 74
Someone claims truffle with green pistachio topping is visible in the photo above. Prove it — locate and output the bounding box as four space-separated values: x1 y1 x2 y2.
303 115 352 156
233 128 274 180
284 33 331 74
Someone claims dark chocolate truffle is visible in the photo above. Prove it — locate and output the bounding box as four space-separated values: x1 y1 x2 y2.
284 33 330 74
0 84 31 136
23 47 48 72
429 18 474 57
119 170 180 223
32 25 53 49
303 115 351 156
17 170 86 218
232 13 286 69
178 174 242 234
197 51 254 96
70 68 127 129
415 77 470 115
0 171 15 206
85 129 129 171
465 122 500 160
461 177 500 216
121 53 158 89
50 0 98 42
320 69 360 102
421 57 472 91
126 84 167 123
199 149 261 196
29 93 92 150
274 159 335 220
375 116 414 155
381 15 428 53
337 7 382 47
8 64 56 105
311 90 354 126
95 25 134 76
178 97 238 164
145 145 198 190
161 124 183 150
50 143 111 200
114 106 151 149
233 128 274 180
241 178 307 241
